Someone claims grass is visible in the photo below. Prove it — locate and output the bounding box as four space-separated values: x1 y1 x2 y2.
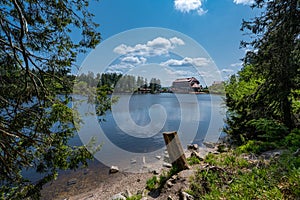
146 165 179 191
126 194 142 200
187 155 201 165
188 150 300 199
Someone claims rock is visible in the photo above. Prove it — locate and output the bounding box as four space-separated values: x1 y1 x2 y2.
163 162 172 168
166 180 174 188
122 189 132 198
203 142 215 149
187 144 199 151
155 155 162 160
149 169 160 175
180 191 194 200
131 159 137 164
143 164 150 169
110 193 126 200
67 178 77 186
109 166 119 174
168 195 174 200
164 155 170 162
178 169 195 180
191 151 204 161
261 150 284 159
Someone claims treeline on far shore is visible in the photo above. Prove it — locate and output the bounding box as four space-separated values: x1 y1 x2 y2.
73 71 226 95
73 72 162 94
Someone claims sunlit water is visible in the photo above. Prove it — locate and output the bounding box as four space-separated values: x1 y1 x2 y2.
73 93 225 172
25 93 225 181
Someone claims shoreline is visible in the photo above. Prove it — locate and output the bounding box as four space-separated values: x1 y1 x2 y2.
41 146 214 199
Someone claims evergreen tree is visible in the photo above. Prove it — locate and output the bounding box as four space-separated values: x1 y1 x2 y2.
0 0 101 198
226 0 300 143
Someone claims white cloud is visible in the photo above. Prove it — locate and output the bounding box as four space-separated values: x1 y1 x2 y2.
233 0 255 5
113 37 185 57
230 62 243 67
105 63 135 74
174 0 207 15
161 57 210 68
121 56 147 64
222 69 235 73
147 37 171 48
170 37 185 46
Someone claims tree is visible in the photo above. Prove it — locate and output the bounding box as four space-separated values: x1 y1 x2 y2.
225 0 299 143
241 0 299 129
0 0 101 199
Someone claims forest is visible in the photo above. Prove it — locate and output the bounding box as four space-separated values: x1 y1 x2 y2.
75 72 162 94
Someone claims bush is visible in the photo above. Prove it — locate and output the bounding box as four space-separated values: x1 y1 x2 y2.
238 140 278 154
282 128 300 152
247 118 288 142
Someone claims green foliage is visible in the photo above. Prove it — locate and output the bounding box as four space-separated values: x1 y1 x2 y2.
204 152 249 168
225 0 300 145
146 176 158 191
237 140 278 154
145 165 179 191
187 156 201 165
189 151 300 199
126 194 142 200
281 128 300 152
247 118 288 142
0 0 101 198
208 82 225 94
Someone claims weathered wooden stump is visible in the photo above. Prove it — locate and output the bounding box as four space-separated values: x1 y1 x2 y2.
163 131 189 171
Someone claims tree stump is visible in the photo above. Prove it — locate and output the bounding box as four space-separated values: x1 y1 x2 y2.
163 131 189 171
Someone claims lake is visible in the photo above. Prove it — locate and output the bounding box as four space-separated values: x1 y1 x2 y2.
73 93 226 172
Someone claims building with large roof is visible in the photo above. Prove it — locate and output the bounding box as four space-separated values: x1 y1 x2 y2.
171 77 202 93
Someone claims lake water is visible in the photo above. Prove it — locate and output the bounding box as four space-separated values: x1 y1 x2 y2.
72 93 226 172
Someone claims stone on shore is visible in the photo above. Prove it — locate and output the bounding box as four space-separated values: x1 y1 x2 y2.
110 193 126 200
163 162 172 168
155 155 162 160
203 142 216 149
109 166 119 174
67 178 77 186
187 144 199 151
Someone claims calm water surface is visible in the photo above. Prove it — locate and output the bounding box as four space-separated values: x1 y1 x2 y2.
73 93 225 172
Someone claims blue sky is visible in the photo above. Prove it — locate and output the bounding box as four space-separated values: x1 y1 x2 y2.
77 0 260 86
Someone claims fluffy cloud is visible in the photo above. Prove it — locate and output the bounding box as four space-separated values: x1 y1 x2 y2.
230 62 243 67
114 37 185 57
233 0 255 5
161 57 210 68
121 56 147 64
105 63 135 74
174 0 207 15
222 69 235 73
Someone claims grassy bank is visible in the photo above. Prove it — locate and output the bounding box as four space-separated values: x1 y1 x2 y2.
187 149 300 199
130 144 300 200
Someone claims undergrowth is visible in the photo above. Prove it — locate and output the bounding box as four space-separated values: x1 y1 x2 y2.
188 150 300 199
146 165 179 191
